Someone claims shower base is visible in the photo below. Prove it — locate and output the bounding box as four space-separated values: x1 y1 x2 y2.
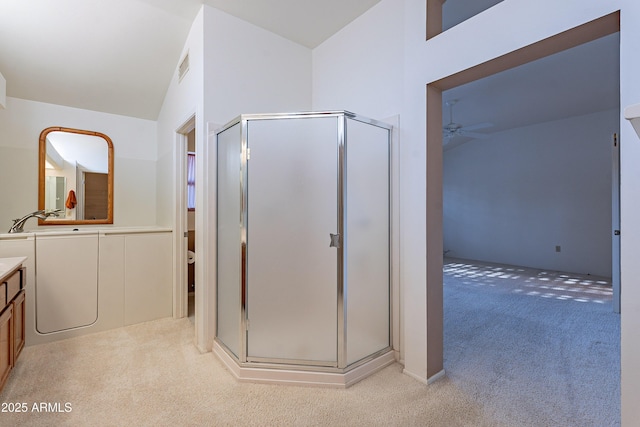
213 341 396 388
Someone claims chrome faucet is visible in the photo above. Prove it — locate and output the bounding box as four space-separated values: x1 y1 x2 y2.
7 209 62 233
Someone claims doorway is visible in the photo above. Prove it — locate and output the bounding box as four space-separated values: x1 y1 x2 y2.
425 11 621 379
83 172 109 220
186 129 196 322
441 34 619 282
175 115 196 324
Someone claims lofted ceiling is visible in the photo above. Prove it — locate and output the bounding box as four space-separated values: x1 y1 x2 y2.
0 0 619 132
0 0 381 120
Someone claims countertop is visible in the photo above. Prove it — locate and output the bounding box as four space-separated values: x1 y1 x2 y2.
0 257 26 282
0 226 172 239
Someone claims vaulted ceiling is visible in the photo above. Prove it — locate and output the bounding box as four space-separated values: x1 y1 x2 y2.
0 0 380 120
0 0 618 132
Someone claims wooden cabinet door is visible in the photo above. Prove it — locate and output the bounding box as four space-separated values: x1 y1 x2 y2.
12 291 25 361
0 305 14 391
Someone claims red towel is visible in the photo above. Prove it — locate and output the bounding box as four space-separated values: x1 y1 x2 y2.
65 190 77 209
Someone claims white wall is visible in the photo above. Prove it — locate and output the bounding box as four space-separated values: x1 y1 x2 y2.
156 5 313 350
154 6 205 347
399 0 640 422
203 6 312 125
0 97 158 229
619 1 640 424
156 5 312 227
312 0 404 119
156 8 205 229
443 109 617 278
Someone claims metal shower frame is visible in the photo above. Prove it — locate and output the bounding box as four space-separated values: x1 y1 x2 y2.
215 110 393 373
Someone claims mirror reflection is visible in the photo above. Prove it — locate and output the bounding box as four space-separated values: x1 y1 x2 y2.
39 127 114 225
45 176 66 211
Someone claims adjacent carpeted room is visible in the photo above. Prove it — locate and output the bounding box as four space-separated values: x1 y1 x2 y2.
444 257 620 426
0 258 619 426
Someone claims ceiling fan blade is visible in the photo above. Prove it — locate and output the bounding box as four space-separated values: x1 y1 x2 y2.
461 122 493 131
461 131 490 139
442 100 492 142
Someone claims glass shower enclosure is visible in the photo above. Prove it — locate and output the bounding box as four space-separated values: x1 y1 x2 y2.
215 111 392 382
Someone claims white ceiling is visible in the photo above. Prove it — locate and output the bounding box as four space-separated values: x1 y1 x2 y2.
202 0 382 49
443 32 620 150
0 0 619 130
0 0 381 120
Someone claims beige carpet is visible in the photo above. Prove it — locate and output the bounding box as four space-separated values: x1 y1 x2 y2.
1 318 495 427
443 258 619 426
0 258 619 426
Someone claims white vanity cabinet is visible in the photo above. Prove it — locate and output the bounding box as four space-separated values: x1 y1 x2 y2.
11 227 174 346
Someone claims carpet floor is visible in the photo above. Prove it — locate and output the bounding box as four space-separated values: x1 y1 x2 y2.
0 258 620 426
443 258 619 426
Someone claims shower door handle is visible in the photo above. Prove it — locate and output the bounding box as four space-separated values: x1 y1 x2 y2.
329 233 341 248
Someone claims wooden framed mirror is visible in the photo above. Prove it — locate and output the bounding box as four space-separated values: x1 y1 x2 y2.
38 127 114 225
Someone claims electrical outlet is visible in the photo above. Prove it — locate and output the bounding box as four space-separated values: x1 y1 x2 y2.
555 245 561 253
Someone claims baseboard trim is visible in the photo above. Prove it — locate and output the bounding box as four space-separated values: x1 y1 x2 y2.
402 368 429 385
401 367 447 385
427 369 446 384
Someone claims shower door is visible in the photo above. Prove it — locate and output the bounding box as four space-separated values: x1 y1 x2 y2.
245 116 339 365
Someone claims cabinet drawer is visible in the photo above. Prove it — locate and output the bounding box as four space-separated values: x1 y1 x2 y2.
0 282 5 308
6 270 21 303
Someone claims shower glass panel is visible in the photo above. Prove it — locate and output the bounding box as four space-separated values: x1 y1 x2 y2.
215 111 392 374
345 118 390 366
216 122 242 357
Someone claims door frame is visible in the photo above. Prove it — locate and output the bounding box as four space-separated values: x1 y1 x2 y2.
425 12 621 379
174 115 195 320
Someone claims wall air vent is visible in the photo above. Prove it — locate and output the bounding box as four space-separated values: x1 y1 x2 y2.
178 52 189 82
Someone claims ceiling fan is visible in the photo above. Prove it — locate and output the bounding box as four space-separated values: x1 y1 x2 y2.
443 99 493 141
